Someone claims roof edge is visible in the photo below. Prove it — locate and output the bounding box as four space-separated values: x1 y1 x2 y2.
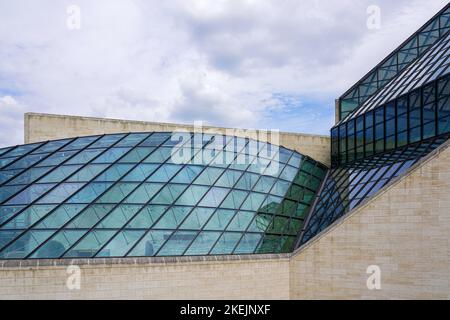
24 112 330 139
0 253 291 269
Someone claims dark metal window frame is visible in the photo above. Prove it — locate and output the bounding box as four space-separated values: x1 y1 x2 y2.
333 73 450 168
338 3 450 121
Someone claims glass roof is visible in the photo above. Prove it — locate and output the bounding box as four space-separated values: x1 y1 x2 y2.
339 3 450 121
339 30 450 124
0 132 327 259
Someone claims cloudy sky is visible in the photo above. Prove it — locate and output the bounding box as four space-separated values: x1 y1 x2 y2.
0 0 448 147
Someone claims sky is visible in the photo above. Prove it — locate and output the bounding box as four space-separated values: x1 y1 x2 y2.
0 0 448 147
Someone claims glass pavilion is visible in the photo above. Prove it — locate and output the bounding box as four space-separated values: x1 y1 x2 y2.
0 133 326 259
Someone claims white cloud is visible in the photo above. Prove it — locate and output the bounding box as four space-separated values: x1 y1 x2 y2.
0 0 448 147
0 96 26 147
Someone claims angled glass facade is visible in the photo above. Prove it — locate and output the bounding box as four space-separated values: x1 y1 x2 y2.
0 132 326 259
300 5 450 245
300 133 450 245
339 3 450 120
332 40 450 167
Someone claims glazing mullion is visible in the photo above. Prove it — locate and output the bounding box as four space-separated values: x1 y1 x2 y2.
320 139 426 229
0 143 51 201
0 134 120 256
384 33 448 110
408 42 449 96
0 136 105 230
21 133 144 259
384 37 444 103
53 133 187 259
322 170 358 206
0 143 44 171
349 154 398 196
311 171 350 217
148 137 249 257
0 139 75 188
342 27 450 124
295 163 330 248
176 140 261 257
381 69 416 107
315 146 402 231
322 165 369 205
123 135 245 257
114 135 237 257
22 133 151 259
0 149 99 229
0 147 14 158
243 151 301 254
346 142 422 207
203 147 283 256
230 150 298 255
339 3 450 122
319 120 449 242
302 179 335 222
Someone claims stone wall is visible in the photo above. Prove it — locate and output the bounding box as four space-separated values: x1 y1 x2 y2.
290 140 450 299
0 255 290 300
24 113 331 166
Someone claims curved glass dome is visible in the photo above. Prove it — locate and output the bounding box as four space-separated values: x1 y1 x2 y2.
0 132 326 259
